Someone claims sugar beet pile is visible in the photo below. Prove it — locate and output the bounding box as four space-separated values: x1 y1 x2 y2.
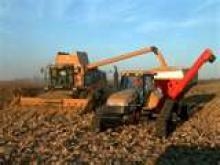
0 81 220 164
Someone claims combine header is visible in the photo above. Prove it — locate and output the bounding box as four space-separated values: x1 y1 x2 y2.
17 46 168 112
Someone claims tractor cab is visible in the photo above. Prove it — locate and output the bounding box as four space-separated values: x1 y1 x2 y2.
119 71 155 100
105 71 156 108
96 70 158 129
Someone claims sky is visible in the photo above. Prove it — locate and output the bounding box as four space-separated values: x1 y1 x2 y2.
0 0 219 80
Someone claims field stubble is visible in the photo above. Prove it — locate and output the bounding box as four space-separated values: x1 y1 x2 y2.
0 80 219 164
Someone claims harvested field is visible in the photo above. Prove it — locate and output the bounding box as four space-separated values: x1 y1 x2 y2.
0 80 219 164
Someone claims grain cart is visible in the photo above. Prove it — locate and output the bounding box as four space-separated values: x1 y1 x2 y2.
93 48 216 137
18 46 168 112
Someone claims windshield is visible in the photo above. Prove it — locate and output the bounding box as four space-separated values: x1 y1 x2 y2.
120 74 154 91
47 66 73 89
121 76 143 89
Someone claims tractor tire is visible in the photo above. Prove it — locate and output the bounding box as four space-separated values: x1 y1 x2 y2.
91 106 105 132
155 99 175 138
132 109 141 124
91 115 104 132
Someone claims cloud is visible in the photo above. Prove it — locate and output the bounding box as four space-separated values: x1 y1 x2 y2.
136 12 219 35
0 0 75 22
136 18 204 34
42 0 74 20
63 0 140 25
0 0 15 19
134 0 220 35
194 0 220 13
0 0 140 25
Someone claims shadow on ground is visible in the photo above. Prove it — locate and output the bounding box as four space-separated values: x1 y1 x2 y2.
173 93 215 125
182 93 216 113
156 145 220 165
166 93 216 137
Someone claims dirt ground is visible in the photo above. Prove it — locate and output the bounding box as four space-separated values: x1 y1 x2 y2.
0 80 219 164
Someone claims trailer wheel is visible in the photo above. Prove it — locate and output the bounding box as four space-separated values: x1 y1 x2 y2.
155 99 175 138
179 104 189 121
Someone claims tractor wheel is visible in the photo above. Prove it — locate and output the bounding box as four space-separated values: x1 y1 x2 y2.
91 106 105 132
155 99 175 138
91 115 104 132
132 109 141 124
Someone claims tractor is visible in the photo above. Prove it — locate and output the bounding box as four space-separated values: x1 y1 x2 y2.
93 48 216 137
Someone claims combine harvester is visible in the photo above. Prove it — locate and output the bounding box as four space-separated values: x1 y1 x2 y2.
17 46 168 112
93 48 216 137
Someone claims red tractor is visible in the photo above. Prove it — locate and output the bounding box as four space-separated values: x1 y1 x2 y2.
93 48 216 137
